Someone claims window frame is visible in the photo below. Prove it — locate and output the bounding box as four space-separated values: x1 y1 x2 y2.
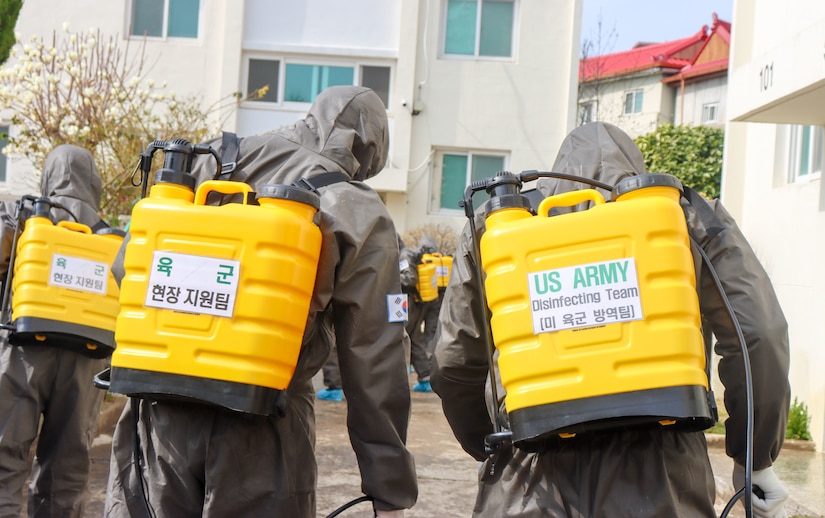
578 100 597 126
430 149 509 214
128 0 202 40
702 102 719 124
623 89 644 115
440 0 518 60
788 124 823 183
242 55 393 109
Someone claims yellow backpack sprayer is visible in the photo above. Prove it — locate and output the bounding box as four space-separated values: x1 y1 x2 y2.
0 195 124 358
422 252 452 289
463 170 759 518
106 138 323 416
415 256 438 302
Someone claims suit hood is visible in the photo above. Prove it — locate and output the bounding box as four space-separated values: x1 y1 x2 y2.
537 122 647 203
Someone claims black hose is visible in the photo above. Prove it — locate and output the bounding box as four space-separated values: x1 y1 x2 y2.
129 398 156 518
325 495 374 517
693 240 755 518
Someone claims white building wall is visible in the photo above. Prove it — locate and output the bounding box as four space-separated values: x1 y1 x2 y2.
583 72 671 138
4 0 581 237
725 0 825 451
402 0 581 232
6 0 245 196
673 77 727 128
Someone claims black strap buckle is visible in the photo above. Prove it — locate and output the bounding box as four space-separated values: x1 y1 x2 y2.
293 177 319 192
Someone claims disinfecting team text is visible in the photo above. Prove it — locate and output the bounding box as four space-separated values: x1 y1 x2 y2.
527 258 644 333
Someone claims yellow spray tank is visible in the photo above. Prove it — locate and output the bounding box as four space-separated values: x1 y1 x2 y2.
1 196 124 358
423 252 453 288
416 258 438 302
110 139 323 415
476 172 713 447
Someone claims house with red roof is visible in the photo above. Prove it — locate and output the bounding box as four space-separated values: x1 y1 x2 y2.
578 14 730 137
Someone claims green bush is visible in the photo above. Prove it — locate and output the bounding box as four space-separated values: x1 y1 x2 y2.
705 397 813 442
786 396 812 441
634 124 724 199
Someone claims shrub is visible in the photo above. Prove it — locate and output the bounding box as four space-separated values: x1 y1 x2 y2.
634 124 724 200
786 396 812 441
0 25 263 224
402 223 459 255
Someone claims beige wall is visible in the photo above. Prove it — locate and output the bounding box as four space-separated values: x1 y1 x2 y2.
5 0 245 196
5 0 582 237
401 0 582 233
581 71 673 138
725 0 825 451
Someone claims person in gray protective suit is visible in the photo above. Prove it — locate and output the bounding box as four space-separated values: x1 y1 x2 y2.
104 86 417 517
431 122 791 517
0 145 108 518
399 235 440 393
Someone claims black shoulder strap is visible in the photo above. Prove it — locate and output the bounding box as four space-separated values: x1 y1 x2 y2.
682 186 724 241
292 172 351 192
219 131 241 178
90 219 109 233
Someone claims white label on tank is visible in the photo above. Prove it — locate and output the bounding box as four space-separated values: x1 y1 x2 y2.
145 251 240 318
48 254 109 295
526 258 643 334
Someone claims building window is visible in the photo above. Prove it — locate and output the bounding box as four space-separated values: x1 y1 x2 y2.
435 151 506 211
130 0 200 38
285 64 354 103
443 0 515 58
702 102 719 124
788 125 823 182
360 66 391 108
578 101 596 126
247 59 280 102
0 126 8 183
623 89 643 114
245 59 391 107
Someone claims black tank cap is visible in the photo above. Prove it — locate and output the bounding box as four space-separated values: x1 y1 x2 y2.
612 173 683 200
483 171 533 215
153 169 197 191
257 183 321 210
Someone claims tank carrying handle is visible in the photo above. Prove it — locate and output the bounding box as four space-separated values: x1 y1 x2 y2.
194 180 254 206
56 221 93 234
537 189 605 217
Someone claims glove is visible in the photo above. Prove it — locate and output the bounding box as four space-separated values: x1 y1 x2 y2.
732 464 789 518
374 510 404 518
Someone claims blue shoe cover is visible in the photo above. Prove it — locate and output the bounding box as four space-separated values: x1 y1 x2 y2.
317 388 344 402
413 381 432 393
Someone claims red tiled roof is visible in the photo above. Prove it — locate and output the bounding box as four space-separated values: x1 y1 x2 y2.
663 14 731 84
580 13 730 83
663 58 728 84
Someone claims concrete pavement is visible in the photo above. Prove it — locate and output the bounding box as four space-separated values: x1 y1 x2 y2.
67 375 825 517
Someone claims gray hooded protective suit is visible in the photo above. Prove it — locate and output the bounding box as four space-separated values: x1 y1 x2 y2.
104 86 417 517
0 144 107 517
400 235 440 383
431 122 790 517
